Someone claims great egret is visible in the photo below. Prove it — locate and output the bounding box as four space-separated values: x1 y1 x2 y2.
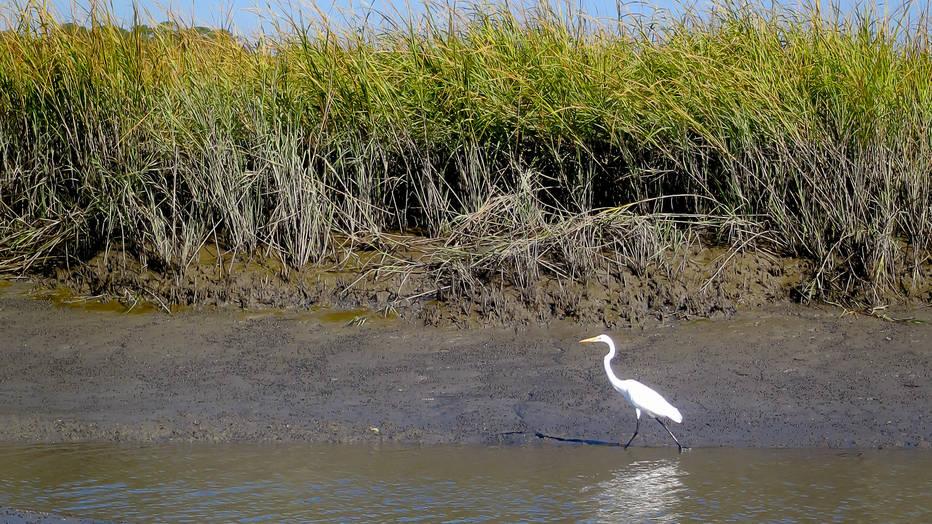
580 334 686 452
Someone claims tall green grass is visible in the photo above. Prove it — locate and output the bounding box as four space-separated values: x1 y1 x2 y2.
1 1 930 303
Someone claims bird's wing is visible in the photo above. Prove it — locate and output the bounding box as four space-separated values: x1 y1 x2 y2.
626 380 682 423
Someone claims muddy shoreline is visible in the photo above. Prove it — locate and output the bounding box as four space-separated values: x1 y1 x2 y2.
50 246 822 328
0 280 929 448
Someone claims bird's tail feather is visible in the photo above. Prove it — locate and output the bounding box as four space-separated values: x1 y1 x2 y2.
670 407 683 424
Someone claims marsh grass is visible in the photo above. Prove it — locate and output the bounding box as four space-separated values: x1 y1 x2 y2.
0 1 930 306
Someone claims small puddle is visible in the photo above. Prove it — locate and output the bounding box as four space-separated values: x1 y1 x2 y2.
31 287 166 315
310 306 399 326
315 307 373 324
235 306 397 325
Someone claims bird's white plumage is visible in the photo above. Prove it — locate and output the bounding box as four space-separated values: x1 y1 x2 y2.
582 333 683 424
581 334 686 451
613 379 682 423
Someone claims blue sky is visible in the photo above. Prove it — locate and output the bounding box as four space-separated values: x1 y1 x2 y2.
39 1 922 36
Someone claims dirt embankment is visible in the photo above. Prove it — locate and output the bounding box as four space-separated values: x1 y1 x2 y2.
46 245 824 328
0 279 929 448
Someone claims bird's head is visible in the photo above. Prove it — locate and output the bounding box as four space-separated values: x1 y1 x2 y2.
579 334 613 345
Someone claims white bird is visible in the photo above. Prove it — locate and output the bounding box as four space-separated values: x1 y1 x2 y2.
580 334 686 452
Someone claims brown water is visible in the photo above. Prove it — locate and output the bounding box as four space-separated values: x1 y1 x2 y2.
0 444 929 522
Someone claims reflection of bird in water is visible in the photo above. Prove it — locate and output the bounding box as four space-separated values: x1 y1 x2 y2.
580 335 686 451
590 459 686 523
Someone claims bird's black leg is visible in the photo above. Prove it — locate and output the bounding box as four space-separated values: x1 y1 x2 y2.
655 417 684 453
623 417 640 449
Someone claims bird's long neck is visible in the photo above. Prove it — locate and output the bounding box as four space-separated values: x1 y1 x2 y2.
602 340 625 389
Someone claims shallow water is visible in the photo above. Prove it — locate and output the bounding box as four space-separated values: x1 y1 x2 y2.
0 444 930 522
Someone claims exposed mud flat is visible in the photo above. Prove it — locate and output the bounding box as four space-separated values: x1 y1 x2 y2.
43 245 827 328
0 279 929 448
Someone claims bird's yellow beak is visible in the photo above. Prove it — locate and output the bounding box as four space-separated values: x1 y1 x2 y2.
579 337 600 343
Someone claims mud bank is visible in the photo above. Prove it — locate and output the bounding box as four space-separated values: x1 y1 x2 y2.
0 280 929 448
48 246 822 328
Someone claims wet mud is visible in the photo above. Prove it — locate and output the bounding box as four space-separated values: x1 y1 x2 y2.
1 280 929 448
45 246 827 328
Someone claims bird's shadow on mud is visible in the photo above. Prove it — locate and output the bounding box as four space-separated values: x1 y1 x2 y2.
534 432 621 446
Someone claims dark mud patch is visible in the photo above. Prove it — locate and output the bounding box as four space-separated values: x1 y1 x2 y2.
36 245 820 328
1 282 929 448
